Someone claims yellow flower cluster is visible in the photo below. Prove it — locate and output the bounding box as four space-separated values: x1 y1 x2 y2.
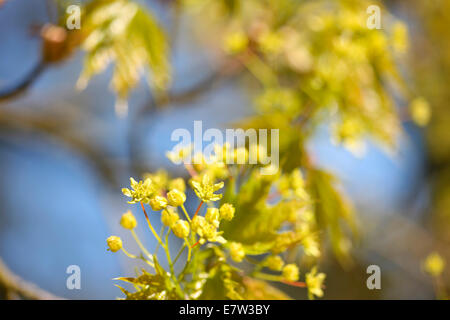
109 143 326 300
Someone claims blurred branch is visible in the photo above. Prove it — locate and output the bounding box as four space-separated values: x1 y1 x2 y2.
0 109 119 187
364 213 450 285
143 59 243 115
0 61 46 103
0 257 63 300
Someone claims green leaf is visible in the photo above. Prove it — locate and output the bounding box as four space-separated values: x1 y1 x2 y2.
308 168 358 266
78 0 171 101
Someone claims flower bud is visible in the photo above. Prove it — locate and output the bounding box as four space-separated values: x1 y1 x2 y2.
107 236 122 252
120 211 137 230
266 255 284 271
230 242 245 262
423 252 445 277
219 203 235 221
200 223 218 241
172 220 190 238
167 189 186 207
161 208 179 227
205 208 220 227
224 31 248 54
191 216 207 233
168 178 186 193
149 195 168 211
282 264 299 282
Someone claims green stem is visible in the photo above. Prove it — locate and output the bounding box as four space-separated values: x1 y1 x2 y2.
184 238 192 262
173 243 187 265
131 229 153 261
180 204 191 223
155 226 166 254
121 248 137 259
253 272 283 282
163 230 185 298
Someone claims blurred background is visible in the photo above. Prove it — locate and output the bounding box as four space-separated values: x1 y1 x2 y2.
0 0 449 299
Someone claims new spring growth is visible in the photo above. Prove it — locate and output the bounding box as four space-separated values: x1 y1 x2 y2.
149 195 168 211
282 264 299 282
191 174 224 202
107 236 123 252
191 215 225 244
161 208 179 228
191 216 206 233
265 255 284 271
172 220 190 239
122 177 155 204
120 211 137 230
230 242 245 262
167 189 186 207
205 208 220 228
219 203 235 221
305 267 326 299
113 143 324 299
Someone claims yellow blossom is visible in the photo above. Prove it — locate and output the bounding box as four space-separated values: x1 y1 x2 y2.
120 211 137 230
205 208 220 228
230 242 245 262
423 252 445 277
122 177 155 204
266 255 284 271
106 236 122 252
219 203 235 221
172 220 190 238
149 195 168 211
190 174 224 202
282 264 299 282
161 208 179 228
302 235 321 258
191 215 207 233
167 189 186 207
305 267 326 299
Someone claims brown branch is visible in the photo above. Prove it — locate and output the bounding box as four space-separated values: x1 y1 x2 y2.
0 257 63 300
141 59 244 115
0 109 119 187
0 61 46 103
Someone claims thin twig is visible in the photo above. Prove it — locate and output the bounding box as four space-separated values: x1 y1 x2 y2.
0 256 63 300
0 61 46 103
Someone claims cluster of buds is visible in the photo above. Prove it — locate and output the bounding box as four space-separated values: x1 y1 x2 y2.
107 143 325 300
282 264 300 282
115 168 236 247
191 216 223 245
229 242 245 262
265 255 284 271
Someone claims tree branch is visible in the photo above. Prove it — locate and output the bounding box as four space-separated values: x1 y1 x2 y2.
0 61 46 103
0 109 119 187
0 257 63 300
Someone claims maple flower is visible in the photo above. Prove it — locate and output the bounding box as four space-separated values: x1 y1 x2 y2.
305 267 326 299
107 236 123 252
122 177 155 204
120 211 137 230
191 174 224 203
